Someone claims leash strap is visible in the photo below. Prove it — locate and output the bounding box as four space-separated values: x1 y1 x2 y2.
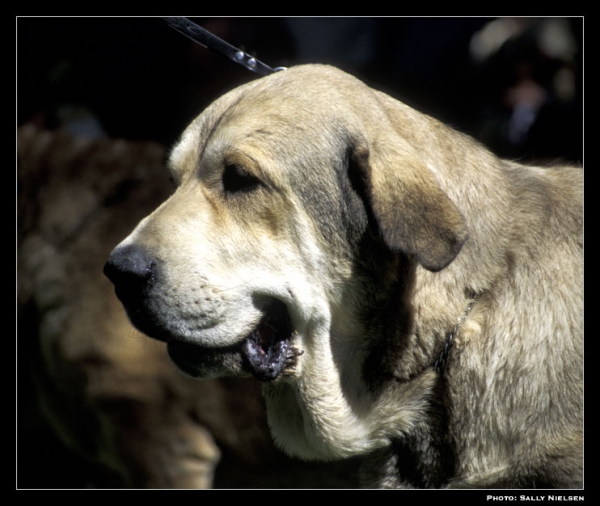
162 17 284 76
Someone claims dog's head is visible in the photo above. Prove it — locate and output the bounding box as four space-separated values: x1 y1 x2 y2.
104 65 468 460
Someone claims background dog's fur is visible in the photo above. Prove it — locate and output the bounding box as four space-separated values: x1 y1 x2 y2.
17 124 361 488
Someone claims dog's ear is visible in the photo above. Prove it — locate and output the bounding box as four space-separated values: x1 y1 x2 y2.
350 140 468 272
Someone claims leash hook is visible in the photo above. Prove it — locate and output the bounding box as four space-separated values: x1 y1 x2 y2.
162 17 287 76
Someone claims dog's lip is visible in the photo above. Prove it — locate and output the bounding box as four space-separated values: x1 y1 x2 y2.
167 340 245 378
167 300 302 381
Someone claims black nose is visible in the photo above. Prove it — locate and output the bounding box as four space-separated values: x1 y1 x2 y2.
104 245 156 300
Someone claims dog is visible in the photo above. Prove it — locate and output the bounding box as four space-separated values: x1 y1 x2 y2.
104 64 583 488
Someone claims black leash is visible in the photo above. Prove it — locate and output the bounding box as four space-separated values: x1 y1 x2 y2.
162 17 286 76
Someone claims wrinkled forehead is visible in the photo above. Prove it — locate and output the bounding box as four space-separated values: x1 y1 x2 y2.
170 81 358 180
214 81 354 144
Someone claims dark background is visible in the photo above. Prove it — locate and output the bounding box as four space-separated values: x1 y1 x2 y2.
16 17 583 490
17 17 583 163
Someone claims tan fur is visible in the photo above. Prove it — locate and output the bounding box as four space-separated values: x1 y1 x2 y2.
105 65 583 488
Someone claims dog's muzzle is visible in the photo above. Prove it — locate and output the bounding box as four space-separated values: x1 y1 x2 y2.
103 245 302 381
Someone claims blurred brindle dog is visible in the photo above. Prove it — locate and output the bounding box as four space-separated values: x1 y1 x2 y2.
105 65 583 488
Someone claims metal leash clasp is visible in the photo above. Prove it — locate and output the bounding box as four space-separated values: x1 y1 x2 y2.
233 50 286 73
163 17 286 76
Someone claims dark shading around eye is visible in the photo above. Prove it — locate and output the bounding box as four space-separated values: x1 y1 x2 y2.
222 164 261 194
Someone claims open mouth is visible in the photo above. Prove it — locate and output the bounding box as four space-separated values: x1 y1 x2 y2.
241 300 302 381
167 300 303 382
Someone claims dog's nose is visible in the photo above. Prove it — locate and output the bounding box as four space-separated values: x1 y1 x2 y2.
104 245 155 297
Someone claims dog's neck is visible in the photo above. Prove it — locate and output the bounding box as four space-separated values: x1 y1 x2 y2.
361 254 477 387
434 294 476 373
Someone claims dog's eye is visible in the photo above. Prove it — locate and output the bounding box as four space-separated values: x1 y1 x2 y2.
222 164 261 194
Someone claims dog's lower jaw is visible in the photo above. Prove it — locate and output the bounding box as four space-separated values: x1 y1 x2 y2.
261 333 439 461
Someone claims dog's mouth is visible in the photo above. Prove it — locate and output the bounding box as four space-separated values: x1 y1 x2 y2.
167 300 303 382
